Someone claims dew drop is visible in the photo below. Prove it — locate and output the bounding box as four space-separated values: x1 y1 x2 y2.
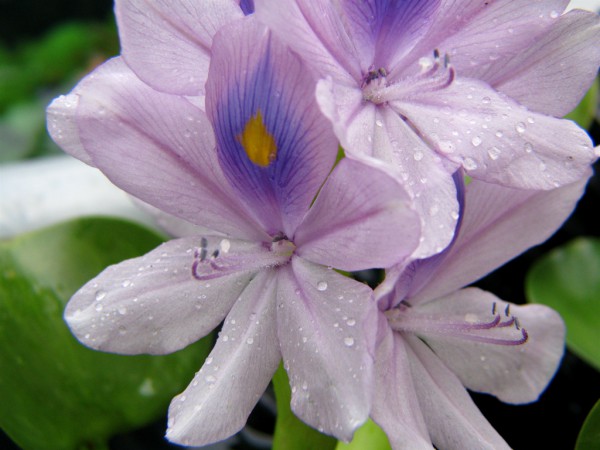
219 239 231 253
515 122 526 133
438 140 455 154
344 337 355 347
413 151 424 161
462 157 478 170
222 335 229 342
246 337 254 345
346 318 356 327
94 303 103 312
317 281 328 291
121 280 131 288
482 96 491 104
465 313 478 323
550 10 559 18
118 306 127 315
524 142 533 153
302 381 308 390
527 117 535 124
471 136 482 147
487 147 501 160
95 290 106 301
205 375 216 383
375 119 383 127
495 130 503 138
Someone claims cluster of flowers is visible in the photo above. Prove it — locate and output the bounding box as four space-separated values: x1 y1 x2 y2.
47 1 600 448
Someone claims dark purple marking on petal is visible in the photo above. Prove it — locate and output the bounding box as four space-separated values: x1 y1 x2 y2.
209 25 334 236
239 0 255 15
342 0 441 70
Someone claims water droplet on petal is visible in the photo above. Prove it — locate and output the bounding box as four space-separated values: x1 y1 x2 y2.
413 151 423 161
205 375 216 383
121 280 131 288
95 290 106 301
118 306 127 315
487 147 501 160
471 136 482 147
438 140 455 154
482 96 491 104
462 157 478 170
317 281 328 291
346 319 356 327
524 142 533 153
550 10 559 18
246 337 254 345
219 239 231 253
344 337 355 347
515 122 526 133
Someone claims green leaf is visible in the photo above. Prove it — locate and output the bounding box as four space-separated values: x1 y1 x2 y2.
565 78 599 130
525 237 600 371
0 217 211 450
272 364 337 450
336 419 391 450
576 398 600 450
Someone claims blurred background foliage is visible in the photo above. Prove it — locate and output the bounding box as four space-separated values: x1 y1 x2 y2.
0 0 115 162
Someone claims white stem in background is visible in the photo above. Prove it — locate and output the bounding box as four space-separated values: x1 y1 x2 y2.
0 155 157 239
567 0 600 11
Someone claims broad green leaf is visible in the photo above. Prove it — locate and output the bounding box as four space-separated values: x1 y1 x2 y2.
526 237 600 371
272 364 337 450
336 419 391 450
0 217 211 450
575 398 600 450
565 78 598 130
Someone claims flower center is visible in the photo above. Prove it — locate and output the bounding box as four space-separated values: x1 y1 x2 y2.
191 235 295 280
362 50 455 105
386 300 528 346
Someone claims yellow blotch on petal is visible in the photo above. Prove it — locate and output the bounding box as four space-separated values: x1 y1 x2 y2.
237 110 277 167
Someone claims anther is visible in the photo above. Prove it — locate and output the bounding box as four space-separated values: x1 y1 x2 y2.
504 304 511 317
492 302 497 315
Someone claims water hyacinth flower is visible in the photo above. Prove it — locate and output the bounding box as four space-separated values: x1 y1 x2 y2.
255 0 600 259
371 172 591 449
47 17 424 446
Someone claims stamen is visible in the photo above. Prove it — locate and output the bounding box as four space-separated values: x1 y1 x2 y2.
191 235 295 280
362 51 455 105
386 301 529 346
199 237 208 262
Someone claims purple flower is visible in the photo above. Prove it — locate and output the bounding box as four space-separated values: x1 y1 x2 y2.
47 17 423 446
370 172 591 449
255 0 599 259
